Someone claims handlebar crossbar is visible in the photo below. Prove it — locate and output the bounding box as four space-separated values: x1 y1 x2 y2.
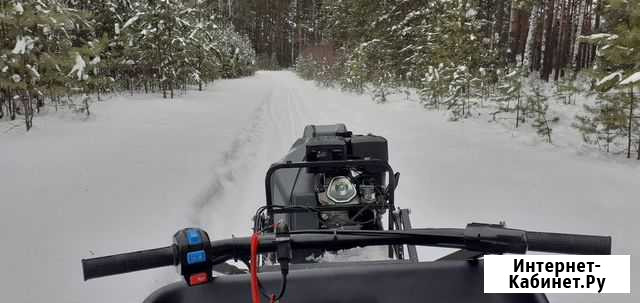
82 223 611 281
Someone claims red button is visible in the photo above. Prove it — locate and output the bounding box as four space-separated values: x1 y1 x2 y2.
189 272 209 285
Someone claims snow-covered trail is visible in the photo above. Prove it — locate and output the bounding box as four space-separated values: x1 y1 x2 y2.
0 71 637 303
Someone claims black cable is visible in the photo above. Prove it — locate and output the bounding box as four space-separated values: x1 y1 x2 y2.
254 238 290 302
258 204 380 229
348 204 373 223
284 229 458 238
254 204 326 232
257 272 288 301
288 167 303 206
275 272 288 300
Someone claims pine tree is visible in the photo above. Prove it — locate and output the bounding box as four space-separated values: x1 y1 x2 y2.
1 0 255 130
0 0 83 129
554 72 580 105
528 82 559 143
371 70 396 103
446 65 474 120
472 68 493 108
575 92 628 153
577 0 640 158
295 55 318 80
494 64 525 127
337 49 366 94
419 64 450 110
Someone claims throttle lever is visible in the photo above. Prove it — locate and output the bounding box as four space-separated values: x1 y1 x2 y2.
464 223 527 254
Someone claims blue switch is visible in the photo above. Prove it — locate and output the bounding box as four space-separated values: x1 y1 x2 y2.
186 250 206 264
186 229 202 245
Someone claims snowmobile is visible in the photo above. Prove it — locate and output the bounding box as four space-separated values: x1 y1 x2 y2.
82 124 612 303
255 124 413 261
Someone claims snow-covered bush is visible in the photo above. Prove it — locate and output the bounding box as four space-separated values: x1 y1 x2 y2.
0 0 91 129
295 55 319 80
337 48 367 94
0 0 256 130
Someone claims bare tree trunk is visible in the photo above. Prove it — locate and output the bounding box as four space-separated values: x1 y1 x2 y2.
628 87 634 158
572 0 586 69
508 0 518 61
541 0 558 81
23 92 33 131
516 94 521 128
83 95 91 117
0 90 4 119
637 129 640 160
590 0 601 66
523 3 541 72
163 82 167 99
556 0 573 80
9 91 16 120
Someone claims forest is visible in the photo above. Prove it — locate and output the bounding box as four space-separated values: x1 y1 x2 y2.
0 0 256 130
220 0 639 159
1 0 640 160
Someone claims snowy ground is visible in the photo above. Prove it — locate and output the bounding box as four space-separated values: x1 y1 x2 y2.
0 71 637 303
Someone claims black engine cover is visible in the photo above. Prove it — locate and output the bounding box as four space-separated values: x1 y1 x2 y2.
350 134 388 161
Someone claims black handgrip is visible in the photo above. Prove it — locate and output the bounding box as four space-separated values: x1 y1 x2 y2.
82 245 177 280
526 231 611 255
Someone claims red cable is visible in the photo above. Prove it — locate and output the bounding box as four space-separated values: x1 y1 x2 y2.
250 232 261 303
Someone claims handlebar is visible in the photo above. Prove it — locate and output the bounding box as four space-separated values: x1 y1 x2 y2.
81 224 612 281
82 246 176 280
526 231 611 255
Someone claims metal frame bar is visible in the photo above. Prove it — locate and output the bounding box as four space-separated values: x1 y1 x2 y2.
264 159 401 258
399 209 419 262
264 159 396 208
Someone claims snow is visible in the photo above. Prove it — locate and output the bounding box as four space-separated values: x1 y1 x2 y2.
0 71 638 303
27 64 40 80
14 2 24 15
597 70 623 86
12 36 35 54
35 4 50 14
122 14 141 30
89 56 101 65
465 8 477 18
620 71 640 86
68 53 86 80
581 33 616 41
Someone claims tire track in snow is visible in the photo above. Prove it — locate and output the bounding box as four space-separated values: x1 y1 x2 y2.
290 81 320 123
190 75 315 230
188 73 320 227
279 76 315 142
188 90 273 225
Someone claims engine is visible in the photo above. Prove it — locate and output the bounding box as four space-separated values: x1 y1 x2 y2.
267 124 392 231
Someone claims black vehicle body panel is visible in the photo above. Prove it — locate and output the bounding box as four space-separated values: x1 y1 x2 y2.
144 260 548 303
